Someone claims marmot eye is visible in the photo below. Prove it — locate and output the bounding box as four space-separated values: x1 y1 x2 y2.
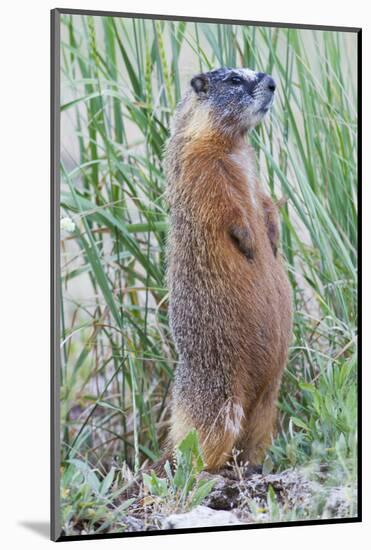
229 76 243 85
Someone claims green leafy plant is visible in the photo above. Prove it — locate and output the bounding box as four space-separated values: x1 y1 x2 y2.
61 459 135 536
143 430 217 512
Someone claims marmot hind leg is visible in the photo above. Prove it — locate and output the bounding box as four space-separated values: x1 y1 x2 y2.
236 384 280 467
169 400 244 471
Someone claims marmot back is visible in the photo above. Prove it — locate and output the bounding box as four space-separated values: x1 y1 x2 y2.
164 67 292 471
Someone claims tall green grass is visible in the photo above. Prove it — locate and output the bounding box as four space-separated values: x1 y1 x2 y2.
59 14 358 532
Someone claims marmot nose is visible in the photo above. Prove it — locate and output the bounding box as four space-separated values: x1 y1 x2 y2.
265 76 276 92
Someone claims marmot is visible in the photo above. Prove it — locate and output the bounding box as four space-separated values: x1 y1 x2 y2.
163 67 292 472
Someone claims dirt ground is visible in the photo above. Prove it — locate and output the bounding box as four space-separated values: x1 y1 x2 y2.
117 467 355 532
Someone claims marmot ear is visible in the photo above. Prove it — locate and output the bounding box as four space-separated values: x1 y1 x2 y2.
190 73 209 95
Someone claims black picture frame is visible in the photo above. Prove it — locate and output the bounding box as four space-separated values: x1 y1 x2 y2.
51 7 362 542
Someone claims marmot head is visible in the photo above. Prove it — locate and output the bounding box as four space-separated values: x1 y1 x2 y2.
188 67 276 136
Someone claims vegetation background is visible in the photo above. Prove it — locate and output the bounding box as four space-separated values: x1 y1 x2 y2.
59 13 358 535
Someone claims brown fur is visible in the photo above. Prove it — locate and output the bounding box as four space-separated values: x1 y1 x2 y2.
162 89 292 472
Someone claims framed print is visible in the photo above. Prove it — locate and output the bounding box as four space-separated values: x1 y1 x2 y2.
51 8 361 541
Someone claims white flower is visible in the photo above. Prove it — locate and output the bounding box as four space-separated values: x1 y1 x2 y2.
60 217 76 233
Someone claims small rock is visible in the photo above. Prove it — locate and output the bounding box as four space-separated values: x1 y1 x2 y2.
204 478 241 510
122 515 145 532
242 470 312 507
162 505 243 529
203 469 313 512
324 486 357 518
